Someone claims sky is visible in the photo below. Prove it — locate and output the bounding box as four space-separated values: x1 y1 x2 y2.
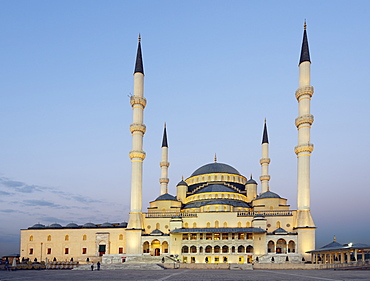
1 0 370 256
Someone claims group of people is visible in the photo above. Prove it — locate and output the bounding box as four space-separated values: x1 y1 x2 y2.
90 261 100 271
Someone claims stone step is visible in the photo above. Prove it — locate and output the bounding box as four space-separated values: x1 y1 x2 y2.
73 263 164 270
230 263 253 270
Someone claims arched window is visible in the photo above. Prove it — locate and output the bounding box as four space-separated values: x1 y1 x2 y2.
246 221 250 227
83 234 87 241
199 246 203 253
162 241 169 254
29 235 33 241
182 246 189 253
205 246 212 253
288 240 296 253
215 220 219 228
231 246 236 253
237 221 242 227
156 223 160 229
276 221 281 228
206 222 211 227
270 206 273 211
268 240 275 253
184 222 189 228
65 235 69 241
192 222 197 228
143 241 149 253
119 234 123 240
214 245 220 253
223 222 228 227
222 246 229 253
190 246 197 253
238 245 245 253
47 235 51 241
246 245 254 253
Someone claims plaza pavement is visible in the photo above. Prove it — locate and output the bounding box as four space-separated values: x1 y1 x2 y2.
0 269 370 281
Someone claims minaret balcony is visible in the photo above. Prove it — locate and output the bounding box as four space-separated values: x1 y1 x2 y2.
295 86 314 101
295 114 314 128
130 96 147 108
129 150 146 160
160 161 170 168
259 175 270 181
294 143 314 155
130 123 147 134
159 178 169 184
260 158 271 165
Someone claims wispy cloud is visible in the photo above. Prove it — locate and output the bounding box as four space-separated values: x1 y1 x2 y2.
23 199 67 209
0 177 41 193
0 190 13 196
0 209 19 213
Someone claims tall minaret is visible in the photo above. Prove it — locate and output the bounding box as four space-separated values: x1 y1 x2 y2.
126 35 146 254
294 22 316 258
160 123 170 195
260 119 270 193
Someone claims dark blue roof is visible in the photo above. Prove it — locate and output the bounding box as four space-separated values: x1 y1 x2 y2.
183 199 251 209
66 223 79 228
190 163 241 177
195 184 238 194
154 193 178 201
256 191 281 199
246 178 257 184
83 222 97 228
273 227 288 234
29 223 45 229
49 223 62 229
151 229 164 235
176 180 188 186
100 222 114 228
321 241 343 249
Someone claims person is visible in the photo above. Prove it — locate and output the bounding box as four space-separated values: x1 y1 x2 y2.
161 257 165 263
90 261 94 271
97 261 100 271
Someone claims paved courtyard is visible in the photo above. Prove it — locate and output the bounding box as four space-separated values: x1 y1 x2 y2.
0 269 369 281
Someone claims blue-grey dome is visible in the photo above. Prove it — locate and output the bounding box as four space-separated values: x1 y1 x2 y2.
183 199 251 209
257 191 281 199
190 163 241 177
150 229 164 235
273 227 288 234
83 222 97 228
118 222 128 227
154 193 178 201
195 184 238 194
246 178 257 184
100 222 114 228
29 223 45 229
49 223 62 229
66 223 79 228
176 180 188 186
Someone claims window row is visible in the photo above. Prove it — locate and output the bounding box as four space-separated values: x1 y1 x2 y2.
183 256 253 263
267 239 296 254
182 232 253 240
28 247 124 255
29 234 124 242
181 245 254 254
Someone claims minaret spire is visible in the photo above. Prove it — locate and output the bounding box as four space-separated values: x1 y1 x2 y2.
160 123 170 195
127 36 146 254
295 23 316 259
260 119 271 193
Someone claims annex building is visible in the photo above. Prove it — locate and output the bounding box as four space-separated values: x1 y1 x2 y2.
20 24 317 264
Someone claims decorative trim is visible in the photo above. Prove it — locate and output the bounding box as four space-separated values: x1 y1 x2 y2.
260 158 271 165
294 143 314 155
130 123 146 134
295 86 314 101
129 150 146 160
259 175 271 181
130 96 147 108
295 114 314 127
160 161 170 167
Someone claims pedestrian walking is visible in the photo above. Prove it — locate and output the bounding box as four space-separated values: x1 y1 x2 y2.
90 261 94 271
97 261 100 271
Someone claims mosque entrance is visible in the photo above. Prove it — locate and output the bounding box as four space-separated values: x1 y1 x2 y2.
154 248 160 256
99 245 106 256
151 239 161 256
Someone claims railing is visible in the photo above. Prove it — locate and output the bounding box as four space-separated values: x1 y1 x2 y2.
237 211 293 217
145 212 198 218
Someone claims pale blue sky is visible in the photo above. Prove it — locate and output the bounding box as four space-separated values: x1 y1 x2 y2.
1 0 370 256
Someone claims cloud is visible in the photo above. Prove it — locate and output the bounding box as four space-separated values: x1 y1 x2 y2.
41 217 70 224
71 195 100 203
0 177 40 193
22 199 67 209
0 190 13 196
0 209 19 213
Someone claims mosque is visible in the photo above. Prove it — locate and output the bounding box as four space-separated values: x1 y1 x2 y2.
20 24 317 264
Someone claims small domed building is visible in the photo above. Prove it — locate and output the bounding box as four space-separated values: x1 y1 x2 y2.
20 25 316 264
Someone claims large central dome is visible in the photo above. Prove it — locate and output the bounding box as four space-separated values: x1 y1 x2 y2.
190 162 241 177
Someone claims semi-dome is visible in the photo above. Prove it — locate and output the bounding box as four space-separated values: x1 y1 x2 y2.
29 223 45 229
83 222 97 228
257 191 281 199
195 184 238 194
100 222 114 228
154 193 178 201
118 222 128 227
49 223 62 229
66 223 79 228
190 162 241 177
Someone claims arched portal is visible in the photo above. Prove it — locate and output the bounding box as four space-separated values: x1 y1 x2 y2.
162 241 168 254
143 241 149 253
268 240 275 253
276 238 287 254
151 239 161 256
288 240 295 253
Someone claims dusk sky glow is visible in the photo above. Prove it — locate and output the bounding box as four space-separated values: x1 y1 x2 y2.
1 0 370 256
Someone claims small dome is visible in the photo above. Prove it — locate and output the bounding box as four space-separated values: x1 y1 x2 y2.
49 223 62 229
246 178 257 184
100 222 114 228
273 227 288 234
83 222 97 228
257 191 281 199
176 180 188 186
195 184 238 194
66 223 79 228
118 222 128 228
190 162 241 177
154 193 178 201
29 223 45 229
150 229 164 236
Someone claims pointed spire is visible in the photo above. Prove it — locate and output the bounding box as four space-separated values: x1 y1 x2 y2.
134 34 144 74
262 119 269 144
334 235 336 242
214 154 217 163
161 123 168 147
250 174 253 179
299 20 311 65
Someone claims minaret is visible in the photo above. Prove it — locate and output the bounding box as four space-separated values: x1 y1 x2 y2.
260 119 270 193
126 35 146 254
294 22 316 258
160 123 170 195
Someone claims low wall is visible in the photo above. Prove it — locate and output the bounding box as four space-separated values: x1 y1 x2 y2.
163 263 230 269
